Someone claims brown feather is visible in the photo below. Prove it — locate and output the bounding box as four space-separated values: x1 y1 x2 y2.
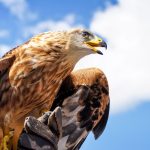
52 68 110 150
0 29 89 148
0 28 107 149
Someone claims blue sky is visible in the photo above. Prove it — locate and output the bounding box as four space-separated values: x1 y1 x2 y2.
0 0 150 149
82 102 150 150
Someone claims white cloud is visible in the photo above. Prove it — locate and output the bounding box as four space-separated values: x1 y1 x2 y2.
24 14 84 38
75 0 150 114
0 0 37 20
0 14 83 57
0 44 11 57
1 0 149 115
0 30 10 38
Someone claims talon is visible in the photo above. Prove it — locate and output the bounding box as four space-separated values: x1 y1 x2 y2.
0 132 13 150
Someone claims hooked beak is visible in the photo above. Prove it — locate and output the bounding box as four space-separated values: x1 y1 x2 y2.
84 36 107 55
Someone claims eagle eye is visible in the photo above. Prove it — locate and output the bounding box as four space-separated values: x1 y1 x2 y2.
82 31 91 38
81 31 93 40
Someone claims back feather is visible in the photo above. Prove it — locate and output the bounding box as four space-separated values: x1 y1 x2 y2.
52 68 110 150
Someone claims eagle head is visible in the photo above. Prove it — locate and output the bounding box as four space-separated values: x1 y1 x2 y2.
65 28 107 58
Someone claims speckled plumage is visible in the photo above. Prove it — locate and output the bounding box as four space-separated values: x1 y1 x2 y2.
0 32 68 122
52 68 110 150
17 68 110 150
0 29 107 148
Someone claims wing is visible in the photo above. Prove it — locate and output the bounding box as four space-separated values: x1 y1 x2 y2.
0 50 16 111
0 54 15 77
92 101 109 139
51 68 110 150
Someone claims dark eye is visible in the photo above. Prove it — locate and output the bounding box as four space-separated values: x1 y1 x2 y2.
82 31 91 38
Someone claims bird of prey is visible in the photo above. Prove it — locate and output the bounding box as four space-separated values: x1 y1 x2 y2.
0 29 107 149
18 68 109 150
53 68 109 150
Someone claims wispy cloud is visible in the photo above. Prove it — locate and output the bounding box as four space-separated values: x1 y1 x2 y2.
0 14 83 57
24 14 84 38
0 0 37 21
75 0 150 114
1 0 149 115
0 29 10 38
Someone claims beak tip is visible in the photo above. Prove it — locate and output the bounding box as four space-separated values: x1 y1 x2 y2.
101 41 107 50
97 50 103 55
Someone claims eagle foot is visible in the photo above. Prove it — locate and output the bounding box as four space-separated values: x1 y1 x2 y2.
0 131 13 150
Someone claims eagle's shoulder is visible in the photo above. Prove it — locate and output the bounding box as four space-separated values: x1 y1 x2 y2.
0 50 16 77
